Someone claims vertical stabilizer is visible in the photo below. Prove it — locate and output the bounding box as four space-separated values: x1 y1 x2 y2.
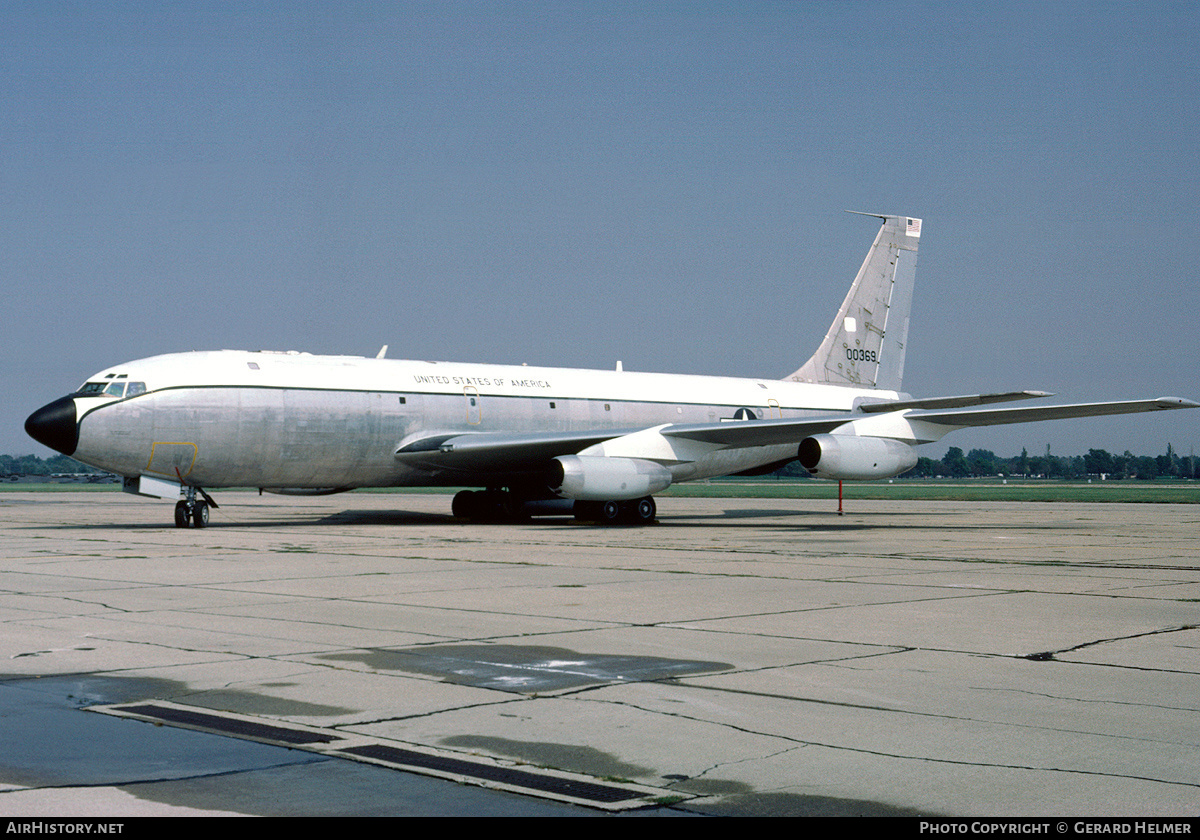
785 213 920 391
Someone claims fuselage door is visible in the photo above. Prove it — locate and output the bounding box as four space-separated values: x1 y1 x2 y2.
464 386 481 425
146 441 198 480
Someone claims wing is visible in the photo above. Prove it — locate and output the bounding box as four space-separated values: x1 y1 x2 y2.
656 395 1198 446
906 396 1198 429
392 396 1197 485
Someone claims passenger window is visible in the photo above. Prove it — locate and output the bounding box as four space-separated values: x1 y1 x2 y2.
126 382 146 397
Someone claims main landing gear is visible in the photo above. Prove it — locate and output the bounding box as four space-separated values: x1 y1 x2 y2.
451 488 529 522
573 497 656 526
451 488 656 526
173 486 217 528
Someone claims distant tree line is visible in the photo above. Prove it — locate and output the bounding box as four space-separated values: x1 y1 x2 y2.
903 444 1196 480
766 443 1197 480
1 454 108 476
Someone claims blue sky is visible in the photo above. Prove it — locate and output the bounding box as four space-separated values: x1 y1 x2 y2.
4 1 1197 459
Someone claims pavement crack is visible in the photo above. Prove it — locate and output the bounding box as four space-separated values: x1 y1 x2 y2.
577 695 1200 790
686 743 803 785
0 756 330 796
1023 624 1198 662
985 686 1200 715
331 696 530 727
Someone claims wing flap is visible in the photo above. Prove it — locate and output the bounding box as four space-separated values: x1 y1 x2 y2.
855 390 1052 413
658 415 853 447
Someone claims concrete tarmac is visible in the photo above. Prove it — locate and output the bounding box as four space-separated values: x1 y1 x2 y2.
1 490 1197 817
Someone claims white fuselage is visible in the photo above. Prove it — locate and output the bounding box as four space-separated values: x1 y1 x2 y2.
69 350 893 490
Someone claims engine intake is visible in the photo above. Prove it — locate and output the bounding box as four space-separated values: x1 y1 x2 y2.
797 434 918 480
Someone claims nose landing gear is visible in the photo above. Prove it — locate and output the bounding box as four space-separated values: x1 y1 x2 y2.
173 486 216 528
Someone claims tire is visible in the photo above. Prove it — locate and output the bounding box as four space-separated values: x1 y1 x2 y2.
192 501 209 528
597 500 622 524
452 490 477 519
174 501 190 528
627 496 656 524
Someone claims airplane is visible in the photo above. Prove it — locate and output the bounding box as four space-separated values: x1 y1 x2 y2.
25 213 1197 528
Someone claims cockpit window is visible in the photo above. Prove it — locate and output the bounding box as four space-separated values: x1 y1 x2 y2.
76 381 146 398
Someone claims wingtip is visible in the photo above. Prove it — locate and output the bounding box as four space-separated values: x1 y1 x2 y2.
1155 397 1200 409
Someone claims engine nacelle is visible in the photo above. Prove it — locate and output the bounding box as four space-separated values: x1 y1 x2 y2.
549 455 673 500
797 434 918 480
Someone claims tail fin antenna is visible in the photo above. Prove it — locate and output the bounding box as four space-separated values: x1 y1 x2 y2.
785 212 921 391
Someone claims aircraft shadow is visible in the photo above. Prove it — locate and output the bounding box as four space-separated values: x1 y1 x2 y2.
20 504 1048 532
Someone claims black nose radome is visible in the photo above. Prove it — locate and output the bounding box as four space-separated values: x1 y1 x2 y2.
25 396 79 456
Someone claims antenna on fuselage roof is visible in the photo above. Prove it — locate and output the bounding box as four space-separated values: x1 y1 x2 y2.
376 345 388 359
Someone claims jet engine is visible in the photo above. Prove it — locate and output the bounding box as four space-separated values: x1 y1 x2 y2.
797 434 918 480
549 455 673 500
